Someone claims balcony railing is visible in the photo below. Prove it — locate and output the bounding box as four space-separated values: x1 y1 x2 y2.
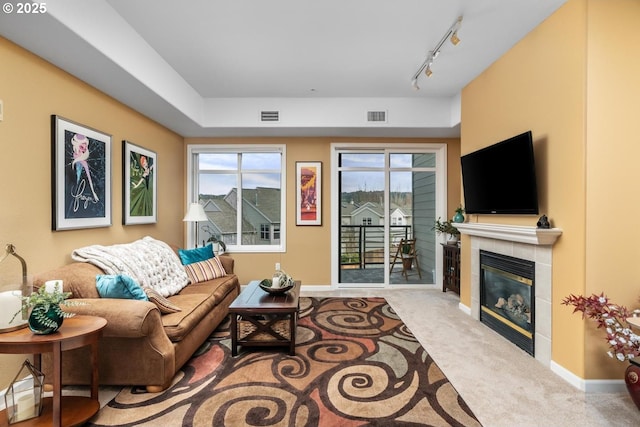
340 225 411 269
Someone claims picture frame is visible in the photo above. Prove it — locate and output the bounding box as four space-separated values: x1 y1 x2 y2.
296 161 322 226
51 115 111 230
123 141 157 225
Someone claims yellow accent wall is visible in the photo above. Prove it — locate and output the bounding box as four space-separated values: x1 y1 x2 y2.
585 0 640 378
0 37 185 388
186 137 461 287
461 0 640 380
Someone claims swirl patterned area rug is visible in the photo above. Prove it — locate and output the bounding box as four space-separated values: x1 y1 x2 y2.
88 297 481 427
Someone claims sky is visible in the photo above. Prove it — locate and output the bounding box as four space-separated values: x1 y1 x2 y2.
197 152 436 196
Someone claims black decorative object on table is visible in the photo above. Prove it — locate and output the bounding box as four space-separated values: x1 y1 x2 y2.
259 279 295 295
536 215 550 229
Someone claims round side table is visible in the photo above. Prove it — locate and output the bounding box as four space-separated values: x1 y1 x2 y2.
0 315 107 427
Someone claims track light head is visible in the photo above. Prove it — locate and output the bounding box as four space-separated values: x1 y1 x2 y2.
411 78 420 91
425 65 433 77
450 31 460 46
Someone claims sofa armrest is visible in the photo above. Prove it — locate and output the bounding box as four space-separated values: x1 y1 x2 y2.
218 255 234 274
63 298 164 338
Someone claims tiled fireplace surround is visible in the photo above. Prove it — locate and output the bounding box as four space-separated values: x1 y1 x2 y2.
454 223 562 367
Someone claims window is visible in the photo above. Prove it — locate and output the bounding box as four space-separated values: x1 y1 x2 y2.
260 224 269 240
362 217 372 225
187 145 286 252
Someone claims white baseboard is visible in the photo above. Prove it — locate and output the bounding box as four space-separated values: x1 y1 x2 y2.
550 360 626 393
458 302 471 316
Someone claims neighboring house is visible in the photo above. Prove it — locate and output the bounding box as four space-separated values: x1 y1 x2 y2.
390 207 411 226
199 187 281 246
241 187 281 245
340 201 358 225
350 202 384 226
199 197 243 247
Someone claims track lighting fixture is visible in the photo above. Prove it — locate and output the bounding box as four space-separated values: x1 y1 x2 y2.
411 15 463 90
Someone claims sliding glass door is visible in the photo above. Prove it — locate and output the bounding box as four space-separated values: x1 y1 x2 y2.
333 144 446 288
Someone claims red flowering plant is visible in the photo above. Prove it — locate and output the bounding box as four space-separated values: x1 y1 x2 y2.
562 293 640 362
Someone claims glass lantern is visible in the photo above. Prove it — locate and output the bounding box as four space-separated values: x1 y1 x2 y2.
0 244 30 333
3 359 44 424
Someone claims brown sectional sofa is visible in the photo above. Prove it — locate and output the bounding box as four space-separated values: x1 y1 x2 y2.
33 251 239 392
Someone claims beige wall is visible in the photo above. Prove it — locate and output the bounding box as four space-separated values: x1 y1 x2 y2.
461 0 640 380
0 37 185 388
584 0 640 378
186 137 461 286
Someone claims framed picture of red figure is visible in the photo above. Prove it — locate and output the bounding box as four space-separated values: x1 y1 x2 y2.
296 161 322 226
123 141 157 225
51 115 112 230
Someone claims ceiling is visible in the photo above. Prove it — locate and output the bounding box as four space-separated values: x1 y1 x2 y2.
0 0 566 138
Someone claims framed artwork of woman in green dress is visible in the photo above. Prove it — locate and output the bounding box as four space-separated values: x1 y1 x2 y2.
123 141 157 224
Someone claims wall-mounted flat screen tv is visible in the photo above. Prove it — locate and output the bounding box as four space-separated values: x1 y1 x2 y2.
461 131 539 215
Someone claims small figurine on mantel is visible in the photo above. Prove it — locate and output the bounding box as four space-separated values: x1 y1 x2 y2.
536 215 551 229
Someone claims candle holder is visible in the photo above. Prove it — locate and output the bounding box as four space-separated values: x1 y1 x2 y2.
0 244 30 333
3 359 44 424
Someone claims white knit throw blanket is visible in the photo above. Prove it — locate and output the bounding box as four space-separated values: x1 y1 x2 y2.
72 236 189 297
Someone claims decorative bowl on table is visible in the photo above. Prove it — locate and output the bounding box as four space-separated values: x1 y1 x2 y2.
259 278 295 295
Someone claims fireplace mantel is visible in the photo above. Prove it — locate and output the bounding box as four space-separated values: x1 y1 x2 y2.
454 222 562 246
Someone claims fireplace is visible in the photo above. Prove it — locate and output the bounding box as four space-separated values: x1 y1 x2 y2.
454 222 561 367
480 250 535 356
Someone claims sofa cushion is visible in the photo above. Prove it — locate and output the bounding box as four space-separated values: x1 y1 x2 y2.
33 263 103 299
184 257 226 284
164 276 238 342
145 288 182 314
161 294 217 342
178 244 214 265
96 274 148 300
179 275 238 307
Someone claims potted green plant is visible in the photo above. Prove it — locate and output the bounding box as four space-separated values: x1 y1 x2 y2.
433 217 460 243
9 281 79 335
401 242 413 270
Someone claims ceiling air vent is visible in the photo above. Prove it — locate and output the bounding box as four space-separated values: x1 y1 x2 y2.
261 111 280 122
367 110 387 123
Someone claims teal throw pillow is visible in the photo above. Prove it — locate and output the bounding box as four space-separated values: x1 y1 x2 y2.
96 274 148 300
178 244 214 265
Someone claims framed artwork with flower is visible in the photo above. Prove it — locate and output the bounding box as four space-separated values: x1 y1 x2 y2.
51 115 112 230
123 141 157 225
296 161 321 226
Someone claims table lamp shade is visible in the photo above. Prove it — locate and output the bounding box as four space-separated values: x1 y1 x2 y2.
183 203 207 222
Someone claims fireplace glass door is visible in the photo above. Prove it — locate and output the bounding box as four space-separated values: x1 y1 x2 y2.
480 250 535 355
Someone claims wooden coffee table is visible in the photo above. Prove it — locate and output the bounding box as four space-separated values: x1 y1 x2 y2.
229 280 301 356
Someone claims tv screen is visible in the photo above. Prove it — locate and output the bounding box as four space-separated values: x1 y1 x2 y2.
461 131 539 215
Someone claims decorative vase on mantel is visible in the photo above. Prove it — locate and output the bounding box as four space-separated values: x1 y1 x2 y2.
452 206 465 223
625 359 640 410
27 304 64 335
